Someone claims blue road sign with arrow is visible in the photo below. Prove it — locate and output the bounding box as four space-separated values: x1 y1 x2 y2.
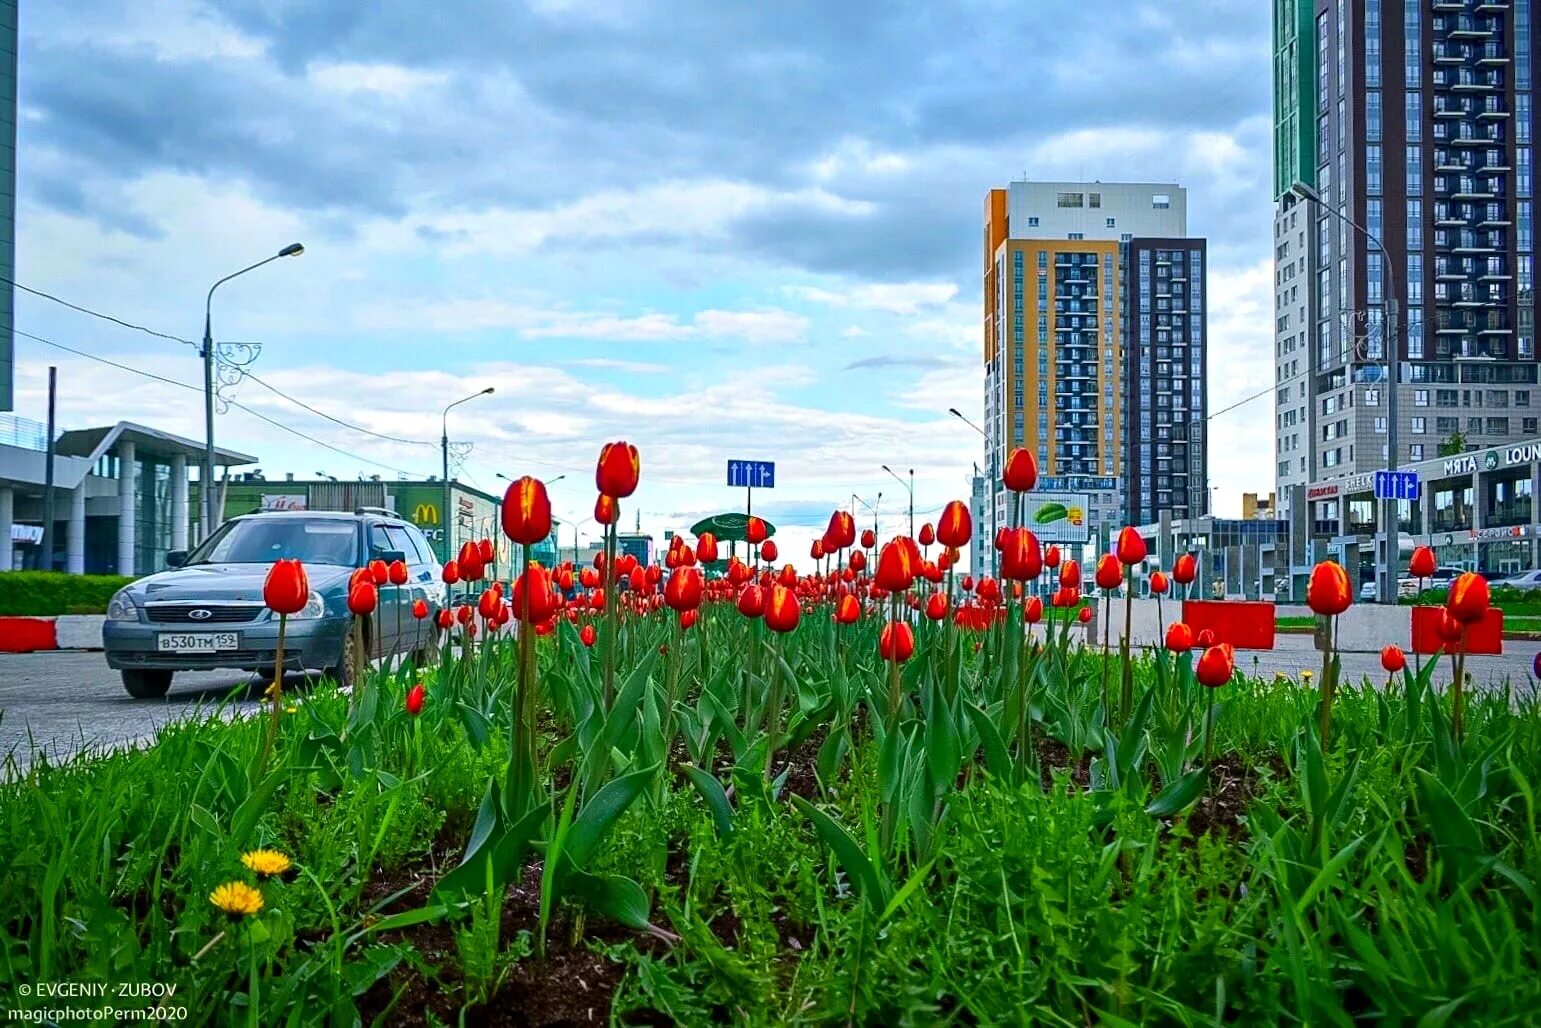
1373 469 1420 501
727 460 776 489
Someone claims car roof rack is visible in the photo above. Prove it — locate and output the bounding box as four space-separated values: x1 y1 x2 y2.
354 506 405 520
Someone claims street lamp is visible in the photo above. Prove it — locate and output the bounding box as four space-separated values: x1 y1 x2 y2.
881 464 914 537
1291 182 1402 603
201 242 305 538
442 387 495 561
950 408 1000 580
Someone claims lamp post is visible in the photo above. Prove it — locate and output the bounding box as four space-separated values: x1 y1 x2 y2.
1291 182 1401 603
882 465 914 537
442 387 495 562
950 407 998 580
201 242 305 539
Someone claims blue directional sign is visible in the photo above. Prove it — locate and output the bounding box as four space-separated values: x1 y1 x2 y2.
727 460 776 488
1374 469 1420 501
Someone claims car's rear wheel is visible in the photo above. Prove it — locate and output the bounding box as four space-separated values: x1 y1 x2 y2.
121 668 173 699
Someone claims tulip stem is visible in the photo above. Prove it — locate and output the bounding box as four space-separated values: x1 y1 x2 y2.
887 594 903 732
1203 689 1216 769
1120 565 1135 725
256 613 287 784
1317 614 1335 750
1099 592 1112 728
602 523 619 709
1453 627 1467 742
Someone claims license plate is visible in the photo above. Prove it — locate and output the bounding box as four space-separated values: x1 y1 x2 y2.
157 632 239 653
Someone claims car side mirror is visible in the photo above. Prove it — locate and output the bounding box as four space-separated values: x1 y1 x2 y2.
165 550 188 568
378 549 408 564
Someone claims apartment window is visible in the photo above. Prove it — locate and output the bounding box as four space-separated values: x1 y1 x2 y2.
1105 217 1116 228
1415 388 1430 407
1027 216 1039 227
1068 232 1084 240
1405 91 1422 141
1366 145 1383 195
1089 193 1102 208
1152 194 1171 209
1410 444 1425 461
1412 417 1427 434
1405 0 1421 89
1367 91 1382 141
1057 192 1084 208
1408 146 1422 195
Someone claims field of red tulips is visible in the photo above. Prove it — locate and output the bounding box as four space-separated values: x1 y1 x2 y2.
3 443 1541 1025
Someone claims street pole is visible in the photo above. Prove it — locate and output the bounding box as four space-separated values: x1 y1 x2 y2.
1292 184 1400 603
41 367 56 570
201 243 305 539
440 386 495 563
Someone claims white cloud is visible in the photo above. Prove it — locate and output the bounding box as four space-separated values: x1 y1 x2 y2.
307 61 450 97
789 281 958 316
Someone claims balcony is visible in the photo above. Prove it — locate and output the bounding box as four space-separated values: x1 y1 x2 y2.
1444 16 1495 38
1434 43 1468 64
1478 42 1510 64
1434 101 1474 119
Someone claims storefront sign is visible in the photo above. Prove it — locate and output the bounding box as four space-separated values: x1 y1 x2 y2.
1467 523 1534 541
1307 484 1340 500
259 494 307 512
10 524 42 544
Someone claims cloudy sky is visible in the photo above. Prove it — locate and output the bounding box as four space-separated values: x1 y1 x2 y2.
13 0 1274 565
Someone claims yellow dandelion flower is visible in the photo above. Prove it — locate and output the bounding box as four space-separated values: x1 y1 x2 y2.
209 881 264 919
241 849 292 880
1301 670 1314 682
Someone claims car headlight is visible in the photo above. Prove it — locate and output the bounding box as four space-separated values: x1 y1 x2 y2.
287 590 327 621
106 590 139 622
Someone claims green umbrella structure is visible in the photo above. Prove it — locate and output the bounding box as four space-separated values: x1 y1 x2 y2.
688 512 776 542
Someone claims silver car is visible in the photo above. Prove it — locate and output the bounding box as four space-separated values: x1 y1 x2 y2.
102 510 444 698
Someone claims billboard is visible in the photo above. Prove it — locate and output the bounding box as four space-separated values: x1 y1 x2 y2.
1021 492 1090 544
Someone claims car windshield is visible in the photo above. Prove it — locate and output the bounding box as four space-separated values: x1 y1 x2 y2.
189 517 358 566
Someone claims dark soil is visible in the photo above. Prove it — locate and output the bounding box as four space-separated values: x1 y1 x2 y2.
1157 751 1289 842
357 861 655 1027
1036 735 1095 791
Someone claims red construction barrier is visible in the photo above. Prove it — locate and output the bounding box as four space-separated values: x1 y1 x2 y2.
1182 600 1277 650
1410 605 1504 655
0 617 59 653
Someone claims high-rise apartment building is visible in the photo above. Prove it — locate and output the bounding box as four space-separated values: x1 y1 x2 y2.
980 180 1206 551
1273 0 1540 521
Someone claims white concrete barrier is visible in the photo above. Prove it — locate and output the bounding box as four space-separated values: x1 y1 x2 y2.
53 614 106 650
1317 605 1410 653
1085 598 1168 649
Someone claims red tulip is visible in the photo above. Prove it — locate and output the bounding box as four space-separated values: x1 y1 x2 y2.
478 588 499 620
511 565 559 623
760 540 779 563
1446 572 1490 625
411 598 429 619
595 441 641 498
860 528 876 549
834 593 861 624
1077 606 1092 624
457 542 484 582
746 517 769 545
579 624 597 647
595 494 620 526
918 523 935 547
405 683 426 716
936 500 971 548
879 619 916 662
347 580 378 617
810 539 825 561
961 574 974 591
1381 644 1407 673
437 609 454 631
696 532 719 564
1094 553 1122 591
875 540 917 592
1059 559 1081 592
736 584 766 618
925 592 949 621
825 510 857 550
1044 545 1061 570
680 608 699 630
1023 596 1043 623
849 550 867 573
368 559 389 585
388 559 408 586
263 559 310 615
442 560 460 585
1116 527 1147 566
1150 571 1169 595
764 584 800 632
999 527 1042 582
1002 448 1038 492
1306 562 1352 617
1165 622 1194 653
1172 553 1197 585
1436 608 1464 643
478 538 494 564
1196 643 1235 688
1408 545 1437 580
665 567 704 612
501 476 553 545
1196 628 1216 648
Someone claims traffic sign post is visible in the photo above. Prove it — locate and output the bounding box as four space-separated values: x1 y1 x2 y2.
728 460 776 554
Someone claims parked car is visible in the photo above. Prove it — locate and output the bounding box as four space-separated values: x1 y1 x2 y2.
103 509 445 698
1359 580 1378 602
1498 569 1541 591
1396 565 1466 598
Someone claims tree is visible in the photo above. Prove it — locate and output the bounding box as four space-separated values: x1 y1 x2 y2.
1437 430 1468 458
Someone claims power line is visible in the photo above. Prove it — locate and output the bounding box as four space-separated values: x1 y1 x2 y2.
15 329 423 477
242 371 437 448
1208 384 1275 421
5 276 198 348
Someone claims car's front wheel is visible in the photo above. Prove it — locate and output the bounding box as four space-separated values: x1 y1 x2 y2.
121 668 173 699
329 619 365 691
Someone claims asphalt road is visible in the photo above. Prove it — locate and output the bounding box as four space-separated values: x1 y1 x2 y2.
1 637 1537 771
0 652 313 774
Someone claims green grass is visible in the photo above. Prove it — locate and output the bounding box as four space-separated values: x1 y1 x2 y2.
2 609 1539 1025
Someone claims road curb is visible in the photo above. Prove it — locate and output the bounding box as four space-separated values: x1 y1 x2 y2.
0 615 105 652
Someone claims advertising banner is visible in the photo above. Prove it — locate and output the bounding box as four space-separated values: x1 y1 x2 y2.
1021 492 1090 544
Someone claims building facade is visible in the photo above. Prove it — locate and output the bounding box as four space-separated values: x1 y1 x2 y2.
981 179 1205 553
1273 0 1541 523
1124 237 1209 525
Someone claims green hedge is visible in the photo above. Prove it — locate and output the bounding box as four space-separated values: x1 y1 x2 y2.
0 572 137 616
1401 584 1541 612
